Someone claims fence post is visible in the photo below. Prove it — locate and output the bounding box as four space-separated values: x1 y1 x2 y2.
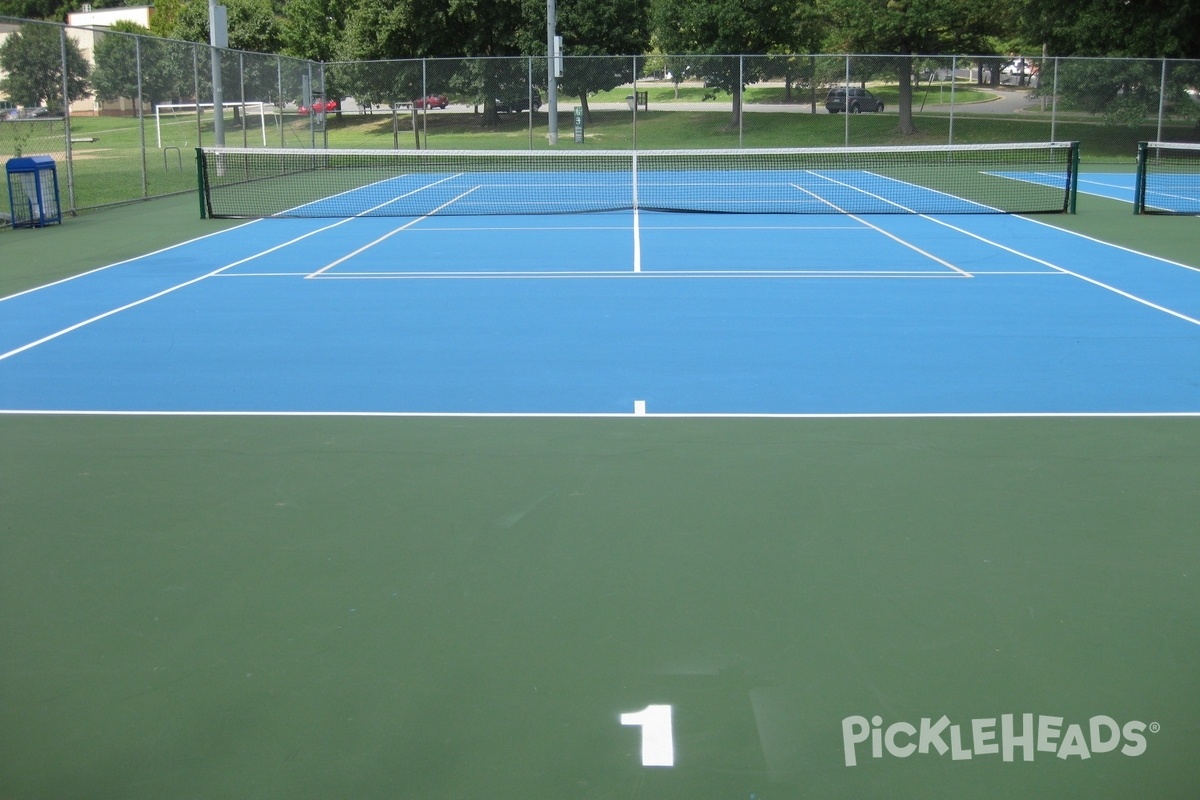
193 46 203 147
277 56 285 147
948 55 956 145
738 54 744 148
136 35 148 198
632 55 638 151
59 26 77 214
843 55 850 147
1156 58 1167 144
321 62 328 149
1050 58 1059 142
240 51 247 148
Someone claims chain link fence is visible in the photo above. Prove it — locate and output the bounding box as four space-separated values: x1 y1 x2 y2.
2 16 1198 219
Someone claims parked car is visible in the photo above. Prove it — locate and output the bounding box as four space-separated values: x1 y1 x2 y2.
412 94 449 109
495 89 542 113
824 87 884 114
999 58 1037 85
296 98 338 115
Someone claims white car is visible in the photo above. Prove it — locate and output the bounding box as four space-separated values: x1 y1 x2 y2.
1000 59 1037 85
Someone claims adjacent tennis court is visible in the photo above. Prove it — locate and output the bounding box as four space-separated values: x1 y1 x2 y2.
2 143 1200 799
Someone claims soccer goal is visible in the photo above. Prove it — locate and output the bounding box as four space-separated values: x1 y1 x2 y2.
154 102 268 149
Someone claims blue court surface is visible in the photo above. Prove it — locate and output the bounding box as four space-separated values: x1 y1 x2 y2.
3 207 1200 416
1026 170 1200 213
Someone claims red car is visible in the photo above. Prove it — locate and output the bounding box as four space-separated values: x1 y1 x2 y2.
296 98 339 115
412 94 449 110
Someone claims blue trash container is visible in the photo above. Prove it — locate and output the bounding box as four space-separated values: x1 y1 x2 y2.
6 155 62 228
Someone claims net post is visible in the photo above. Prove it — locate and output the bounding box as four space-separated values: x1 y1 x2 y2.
195 147 209 219
1068 141 1079 214
1133 141 1148 215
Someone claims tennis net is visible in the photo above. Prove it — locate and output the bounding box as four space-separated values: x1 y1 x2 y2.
196 142 1079 219
1134 141 1200 215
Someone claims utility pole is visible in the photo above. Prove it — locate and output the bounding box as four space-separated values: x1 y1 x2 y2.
547 0 559 145
208 0 227 145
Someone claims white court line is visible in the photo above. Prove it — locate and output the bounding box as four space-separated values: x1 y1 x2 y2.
843 171 1200 326
1018 214 1200 275
214 268 1063 280
307 181 481 278
1077 174 1138 191
297 269 976 280
0 215 383 363
1 177 479 361
1143 186 1200 206
793 175 973 277
632 207 642 273
279 171 423 215
800 170 1200 326
2 409 1199 419
0 218 262 303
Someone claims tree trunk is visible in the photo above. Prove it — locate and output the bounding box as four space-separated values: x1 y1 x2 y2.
897 53 917 135
726 81 742 130
579 92 591 124
809 56 817 113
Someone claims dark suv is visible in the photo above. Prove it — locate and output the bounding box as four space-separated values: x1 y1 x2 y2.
825 87 885 114
495 89 542 113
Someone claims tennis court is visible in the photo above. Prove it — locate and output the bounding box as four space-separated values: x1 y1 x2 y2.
2 144 1200 799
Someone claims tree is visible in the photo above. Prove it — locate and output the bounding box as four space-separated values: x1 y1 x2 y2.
1016 0 1199 59
337 0 528 126
1013 1 1200 128
518 0 651 122
650 0 807 128
91 21 178 108
0 0 68 21
281 0 347 63
0 21 90 112
817 0 1004 134
171 0 284 54
148 0 187 39
171 0 287 107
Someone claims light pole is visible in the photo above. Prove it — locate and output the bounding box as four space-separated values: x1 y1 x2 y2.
207 0 226 145
547 0 559 145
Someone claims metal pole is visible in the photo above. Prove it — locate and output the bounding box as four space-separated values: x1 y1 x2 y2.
208 0 225 146
738 55 743 148
277 56 284 147
1050 58 1059 142
546 0 558 145
844 55 850 147
305 64 313 147
631 55 637 151
193 46 202 146
58 26 76 213
240 51 247 148
321 62 328 149
135 35 147 197
1156 58 1167 143
528 57 534 149
948 55 956 145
